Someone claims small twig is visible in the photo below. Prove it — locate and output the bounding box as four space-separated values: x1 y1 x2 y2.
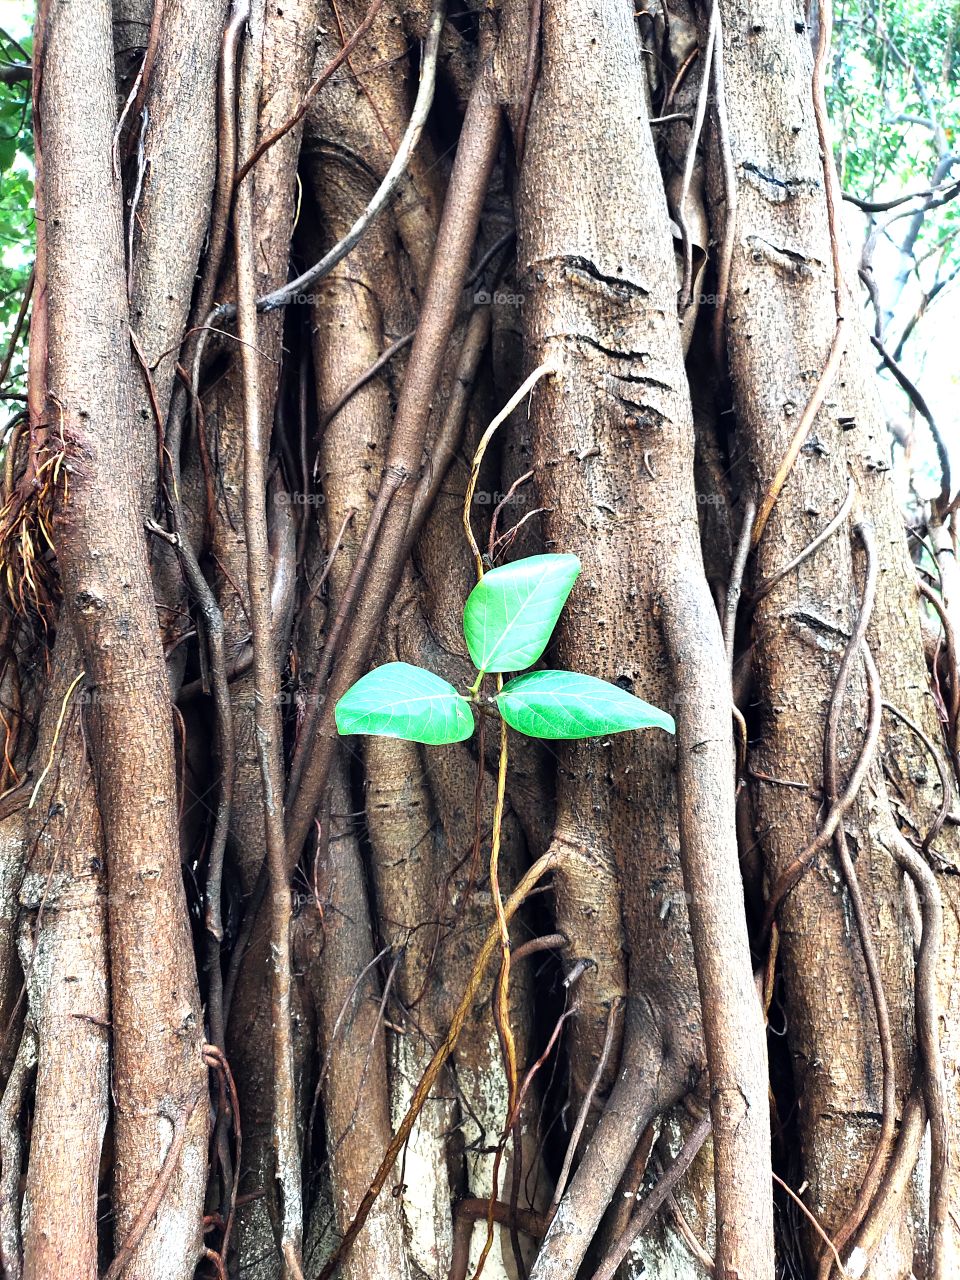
313 331 414 451
763 520 880 929
650 111 693 125
762 681 880 928
295 507 356 631
0 63 31 85
753 479 854 602
314 946 391 1095
493 1004 575 1279
667 1194 714 1272
207 0 250 309
449 1200 548 1280
112 0 164 172
406 304 492 554
202 1248 229 1280
462 362 557 576
881 701 953 857
314 850 563 1280
509 932 566 965
286 469 403 799
774 1173 849 1279
202 1043 243 1269
677 3 717 310
548 997 623 1219
843 176 960 212
216 1 443 321
491 505 548 563
603 1122 658 1246
880 799 950 1279
663 46 698 111
465 229 516 289
125 108 149 300
723 497 756 668
27 669 84 809
178 651 253 704
709 6 736 366
234 15 303 1271
488 469 533 561
234 0 388 187
588 1114 712 1280
871 334 950 513
918 580 960 746
514 0 542 160
817 533 896 1279
845 1084 925 1274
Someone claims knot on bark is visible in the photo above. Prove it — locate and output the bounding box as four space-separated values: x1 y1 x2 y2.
74 589 106 615
712 1083 750 1129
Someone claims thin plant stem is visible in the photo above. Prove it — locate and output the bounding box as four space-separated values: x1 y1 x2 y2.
460 369 559 1277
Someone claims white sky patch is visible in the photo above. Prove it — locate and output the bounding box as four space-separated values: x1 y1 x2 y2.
0 2 32 41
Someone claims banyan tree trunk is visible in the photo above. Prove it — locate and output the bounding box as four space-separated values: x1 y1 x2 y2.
0 1 954 1278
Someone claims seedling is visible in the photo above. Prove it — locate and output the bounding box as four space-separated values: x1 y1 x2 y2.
335 554 675 744
335 552 674 1243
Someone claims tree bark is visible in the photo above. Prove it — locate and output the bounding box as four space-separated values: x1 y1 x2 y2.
7 1 958 1277
509 2 772 1276
40 3 208 1275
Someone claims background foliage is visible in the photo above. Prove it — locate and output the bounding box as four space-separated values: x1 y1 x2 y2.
0 7 32 395
830 0 960 500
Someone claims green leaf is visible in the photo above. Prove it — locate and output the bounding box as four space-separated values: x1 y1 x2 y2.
496 670 675 740
335 662 474 745
462 554 581 674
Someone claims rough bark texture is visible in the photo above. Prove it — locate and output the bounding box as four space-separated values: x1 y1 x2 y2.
40 3 208 1275
18 633 108 1280
509 3 772 1277
707 4 960 1274
4 1 957 1277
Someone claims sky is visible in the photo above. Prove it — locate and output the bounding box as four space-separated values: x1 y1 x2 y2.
0 2 29 41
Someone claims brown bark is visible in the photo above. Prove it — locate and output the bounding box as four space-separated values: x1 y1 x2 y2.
125 0 228 491
11 2 959 1277
40 3 208 1275
193 6 318 1272
298 99 419 1277
706 1 960 1273
286 35 502 858
508 2 772 1276
234 9 305 1271
19 632 108 1280
301 67 420 1266
309 764 412 1280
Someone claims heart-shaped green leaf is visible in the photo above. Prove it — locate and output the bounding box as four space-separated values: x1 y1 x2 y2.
496 670 675 739
335 663 474 745
462 554 581 674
